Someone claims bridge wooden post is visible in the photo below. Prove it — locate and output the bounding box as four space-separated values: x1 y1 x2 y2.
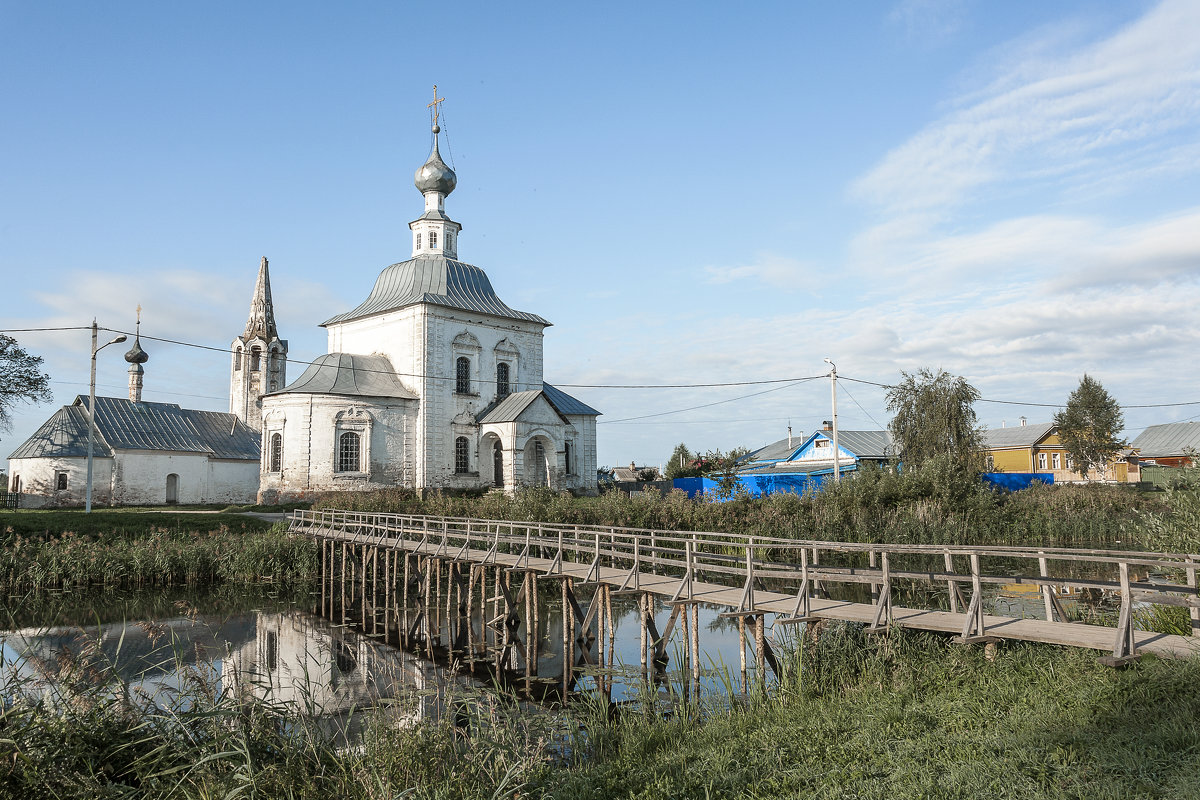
1187 558 1199 636
1100 561 1140 667
738 538 756 612
868 550 892 632
738 614 748 693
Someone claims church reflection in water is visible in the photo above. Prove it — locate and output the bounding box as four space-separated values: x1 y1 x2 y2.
0 606 488 740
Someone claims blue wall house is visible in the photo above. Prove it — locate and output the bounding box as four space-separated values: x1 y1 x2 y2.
675 428 894 499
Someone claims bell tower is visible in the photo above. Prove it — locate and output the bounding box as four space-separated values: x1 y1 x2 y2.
231 256 287 430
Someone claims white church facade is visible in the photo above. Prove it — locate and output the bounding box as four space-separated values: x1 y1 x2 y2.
257 114 599 501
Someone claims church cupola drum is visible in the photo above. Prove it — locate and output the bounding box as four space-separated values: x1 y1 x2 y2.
230 256 288 431
256 90 599 502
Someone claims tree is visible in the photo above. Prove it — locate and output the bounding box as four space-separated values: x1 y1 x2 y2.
664 443 703 479
886 368 984 471
0 334 52 439
700 446 751 499
1053 374 1124 479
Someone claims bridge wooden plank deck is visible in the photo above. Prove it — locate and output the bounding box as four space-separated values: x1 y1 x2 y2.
304 521 1200 662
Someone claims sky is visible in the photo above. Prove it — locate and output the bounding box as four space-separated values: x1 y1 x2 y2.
3 0 1200 471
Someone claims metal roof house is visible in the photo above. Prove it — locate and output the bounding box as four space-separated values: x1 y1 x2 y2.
981 421 1139 483
674 429 896 499
7 395 261 507
1130 422 1200 468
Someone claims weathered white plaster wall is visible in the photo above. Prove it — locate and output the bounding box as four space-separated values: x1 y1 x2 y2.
7 452 257 506
258 394 417 502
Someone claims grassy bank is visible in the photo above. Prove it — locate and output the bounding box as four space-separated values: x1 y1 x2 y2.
0 510 317 590
2 625 1198 798
310 463 1183 550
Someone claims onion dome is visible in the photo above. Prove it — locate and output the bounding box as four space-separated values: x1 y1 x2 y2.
124 333 149 364
413 126 457 195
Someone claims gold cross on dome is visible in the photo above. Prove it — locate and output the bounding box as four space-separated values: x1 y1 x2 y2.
136 304 142 324
428 85 445 126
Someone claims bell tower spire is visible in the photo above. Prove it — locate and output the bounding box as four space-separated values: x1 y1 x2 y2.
411 86 462 260
230 256 287 430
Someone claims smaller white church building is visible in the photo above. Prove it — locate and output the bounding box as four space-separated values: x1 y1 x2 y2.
7 324 261 507
257 113 599 501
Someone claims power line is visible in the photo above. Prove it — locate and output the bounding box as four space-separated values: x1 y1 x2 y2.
598 379 817 424
15 324 1200 413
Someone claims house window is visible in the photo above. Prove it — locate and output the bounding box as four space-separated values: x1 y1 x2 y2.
337 431 361 473
493 442 504 488
565 441 573 475
251 346 262 371
455 436 470 474
1038 452 1047 470
429 230 438 249
496 362 510 399
1052 452 1061 470
269 432 283 472
56 472 68 491
234 346 242 370
455 356 471 394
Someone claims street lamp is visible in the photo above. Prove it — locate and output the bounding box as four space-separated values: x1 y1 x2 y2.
86 320 127 513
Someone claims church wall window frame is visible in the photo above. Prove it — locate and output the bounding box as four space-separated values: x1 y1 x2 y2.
234 346 243 371
56 471 68 491
493 441 504 488
496 362 510 399
416 233 422 250
455 356 471 395
336 431 362 474
250 346 262 372
429 230 438 249
564 441 574 475
269 432 283 473
454 436 470 474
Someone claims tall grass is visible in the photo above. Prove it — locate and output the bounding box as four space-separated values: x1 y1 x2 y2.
6 620 1198 799
312 461 1168 549
0 522 317 590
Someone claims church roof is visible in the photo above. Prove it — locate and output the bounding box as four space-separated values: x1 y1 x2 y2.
8 397 260 461
476 383 600 425
242 257 281 341
270 353 418 399
541 383 601 416
321 256 550 328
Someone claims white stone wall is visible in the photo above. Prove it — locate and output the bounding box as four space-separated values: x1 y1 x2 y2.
7 452 257 506
258 394 417 502
7 456 111 507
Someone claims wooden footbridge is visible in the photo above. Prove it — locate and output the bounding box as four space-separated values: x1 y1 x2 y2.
290 509 1200 691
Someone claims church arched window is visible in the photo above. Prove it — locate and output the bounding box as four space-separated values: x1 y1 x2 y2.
234 346 242 371
496 362 510 399
455 436 470 474
493 442 503 488
455 356 471 394
416 233 422 250
269 433 283 473
429 230 438 249
447 232 453 251
250 346 262 371
337 431 361 473
565 441 573 475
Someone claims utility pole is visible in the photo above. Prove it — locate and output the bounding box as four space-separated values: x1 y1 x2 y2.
824 358 840 483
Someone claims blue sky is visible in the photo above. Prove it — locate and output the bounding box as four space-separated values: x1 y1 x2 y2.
3 0 1199 470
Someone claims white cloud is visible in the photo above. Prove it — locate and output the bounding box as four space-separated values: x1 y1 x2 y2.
855 0 1200 217
704 253 818 289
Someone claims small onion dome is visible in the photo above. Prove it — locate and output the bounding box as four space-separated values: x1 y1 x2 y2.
414 128 457 196
124 335 149 364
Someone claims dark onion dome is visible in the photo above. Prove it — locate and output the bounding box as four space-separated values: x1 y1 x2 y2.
413 127 457 195
124 335 149 364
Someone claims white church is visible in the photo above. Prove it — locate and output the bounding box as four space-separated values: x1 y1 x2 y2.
254 110 599 501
